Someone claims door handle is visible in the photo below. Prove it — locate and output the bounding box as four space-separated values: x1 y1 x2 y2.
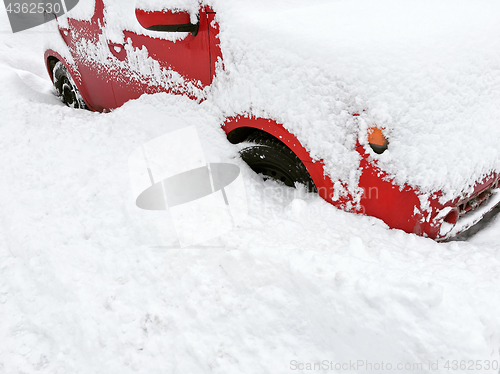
146 21 199 37
108 43 127 61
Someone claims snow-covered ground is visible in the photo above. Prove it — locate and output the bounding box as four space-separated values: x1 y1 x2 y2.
1 6 500 374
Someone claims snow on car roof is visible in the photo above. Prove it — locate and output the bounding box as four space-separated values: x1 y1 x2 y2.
67 0 500 202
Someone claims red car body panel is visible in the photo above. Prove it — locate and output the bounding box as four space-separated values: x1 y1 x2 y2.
47 1 220 110
223 116 428 236
44 1 500 240
55 1 116 111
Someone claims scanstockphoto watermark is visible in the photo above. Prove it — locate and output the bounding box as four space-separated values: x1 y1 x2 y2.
290 360 429 372
290 359 499 372
129 126 248 247
128 126 381 247
3 0 79 33
249 182 380 218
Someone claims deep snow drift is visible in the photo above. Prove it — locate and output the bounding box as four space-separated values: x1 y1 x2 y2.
1 3 500 374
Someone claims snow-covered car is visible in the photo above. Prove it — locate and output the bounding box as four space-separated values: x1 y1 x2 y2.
44 0 500 240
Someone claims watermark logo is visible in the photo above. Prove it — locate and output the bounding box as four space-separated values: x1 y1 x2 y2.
3 0 79 33
129 126 247 247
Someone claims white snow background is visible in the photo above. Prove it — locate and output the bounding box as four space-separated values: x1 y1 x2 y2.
1 2 500 374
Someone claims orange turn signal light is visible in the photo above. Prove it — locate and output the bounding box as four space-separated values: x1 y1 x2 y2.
368 127 388 154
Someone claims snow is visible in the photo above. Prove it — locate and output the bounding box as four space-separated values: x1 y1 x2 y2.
1 3 500 374
63 0 95 21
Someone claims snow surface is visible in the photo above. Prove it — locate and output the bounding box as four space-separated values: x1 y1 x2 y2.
2 4 500 374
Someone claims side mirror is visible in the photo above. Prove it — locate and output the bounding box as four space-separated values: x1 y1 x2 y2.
135 9 199 36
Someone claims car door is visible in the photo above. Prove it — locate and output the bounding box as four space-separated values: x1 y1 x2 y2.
106 5 217 107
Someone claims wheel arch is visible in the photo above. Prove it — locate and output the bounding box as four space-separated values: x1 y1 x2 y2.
223 116 313 161
44 50 94 110
223 115 338 202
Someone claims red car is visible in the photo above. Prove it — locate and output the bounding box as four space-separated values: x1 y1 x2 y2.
44 0 500 240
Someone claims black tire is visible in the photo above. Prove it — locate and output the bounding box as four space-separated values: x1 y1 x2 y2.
52 61 88 109
240 131 317 193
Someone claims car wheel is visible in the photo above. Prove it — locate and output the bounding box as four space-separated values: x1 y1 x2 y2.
52 61 88 109
240 131 317 192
